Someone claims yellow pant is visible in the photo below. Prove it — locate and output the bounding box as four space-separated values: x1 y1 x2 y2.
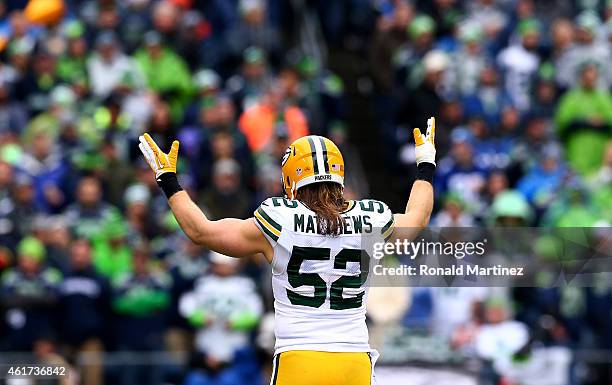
271 350 372 385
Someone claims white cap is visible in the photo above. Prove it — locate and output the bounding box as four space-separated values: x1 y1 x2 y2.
124 183 151 205
423 50 449 73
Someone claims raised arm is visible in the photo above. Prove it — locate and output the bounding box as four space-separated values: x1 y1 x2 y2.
393 117 436 232
138 134 272 261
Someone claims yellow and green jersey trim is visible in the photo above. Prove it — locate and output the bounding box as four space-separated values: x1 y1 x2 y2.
342 200 356 213
381 216 395 242
254 207 281 242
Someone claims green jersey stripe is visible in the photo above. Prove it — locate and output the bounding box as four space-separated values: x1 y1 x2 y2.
257 208 282 232
255 216 280 242
381 218 394 235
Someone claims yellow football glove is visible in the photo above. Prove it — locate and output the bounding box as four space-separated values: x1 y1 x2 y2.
138 133 180 179
413 116 436 166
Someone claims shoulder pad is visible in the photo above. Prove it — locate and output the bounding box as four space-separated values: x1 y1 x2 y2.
254 197 297 244
355 199 394 241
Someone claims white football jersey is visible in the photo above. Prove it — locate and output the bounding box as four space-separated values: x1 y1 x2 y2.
253 197 394 354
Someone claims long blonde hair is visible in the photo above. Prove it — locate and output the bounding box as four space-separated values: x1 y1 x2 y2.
296 182 348 236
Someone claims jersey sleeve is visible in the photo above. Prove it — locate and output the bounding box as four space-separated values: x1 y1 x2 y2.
253 198 284 245
378 201 395 242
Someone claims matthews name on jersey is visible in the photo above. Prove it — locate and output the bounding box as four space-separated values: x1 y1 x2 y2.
253 196 394 355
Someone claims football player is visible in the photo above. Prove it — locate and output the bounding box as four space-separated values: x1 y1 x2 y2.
139 117 437 385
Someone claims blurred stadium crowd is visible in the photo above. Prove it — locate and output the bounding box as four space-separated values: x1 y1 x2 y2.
0 0 610 384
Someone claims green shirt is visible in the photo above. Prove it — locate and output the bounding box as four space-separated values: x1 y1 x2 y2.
92 240 132 281
555 87 612 176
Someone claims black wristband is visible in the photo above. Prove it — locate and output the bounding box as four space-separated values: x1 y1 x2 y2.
157 172 183 199
416 162 436 184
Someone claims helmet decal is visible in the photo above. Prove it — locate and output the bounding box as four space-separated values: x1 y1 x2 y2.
281 147 291 166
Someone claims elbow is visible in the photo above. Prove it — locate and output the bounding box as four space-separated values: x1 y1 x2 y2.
186 228 208 247
192 233 209 247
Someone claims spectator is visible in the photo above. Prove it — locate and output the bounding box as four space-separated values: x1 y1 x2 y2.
43 216 72 273
63 176 121 240
555 62 612 176
227 46 273 111
517 144 566 215
183 69 222 126
465 0 508 42
496 19 541 111
370 0 413 93
530 64 559 118
462 65 512 129
86 31 144 99
124 183 159 239
549 19 574 84
0 236 62 350
198 94 238 133
152 0 182 44
466 115 511 171
23 84 76 144
556 11 611 90
14 46 59 116
400 50 448 132
238 81 308 154
59 238 110 385
6 37 33 81
57 21 88 86
134 31 193 122
226 0 282 65
166 236 209 351
180 252 263 385
111 244 171 385
489 190 532 226
543 184 601 228
480 170 509 214
199 159 251 220
431 192 476 227
92 215 133 282
431 286 490 340
80 0 121 35
472 299 531 383
173 10 214 70
435 129 488 212
6 173 38 239
208 129 255 190
402 14 438 89
118 0 152 53
0 79 28 136
450 23 487 97
98 140 136 207
17 130 70 213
